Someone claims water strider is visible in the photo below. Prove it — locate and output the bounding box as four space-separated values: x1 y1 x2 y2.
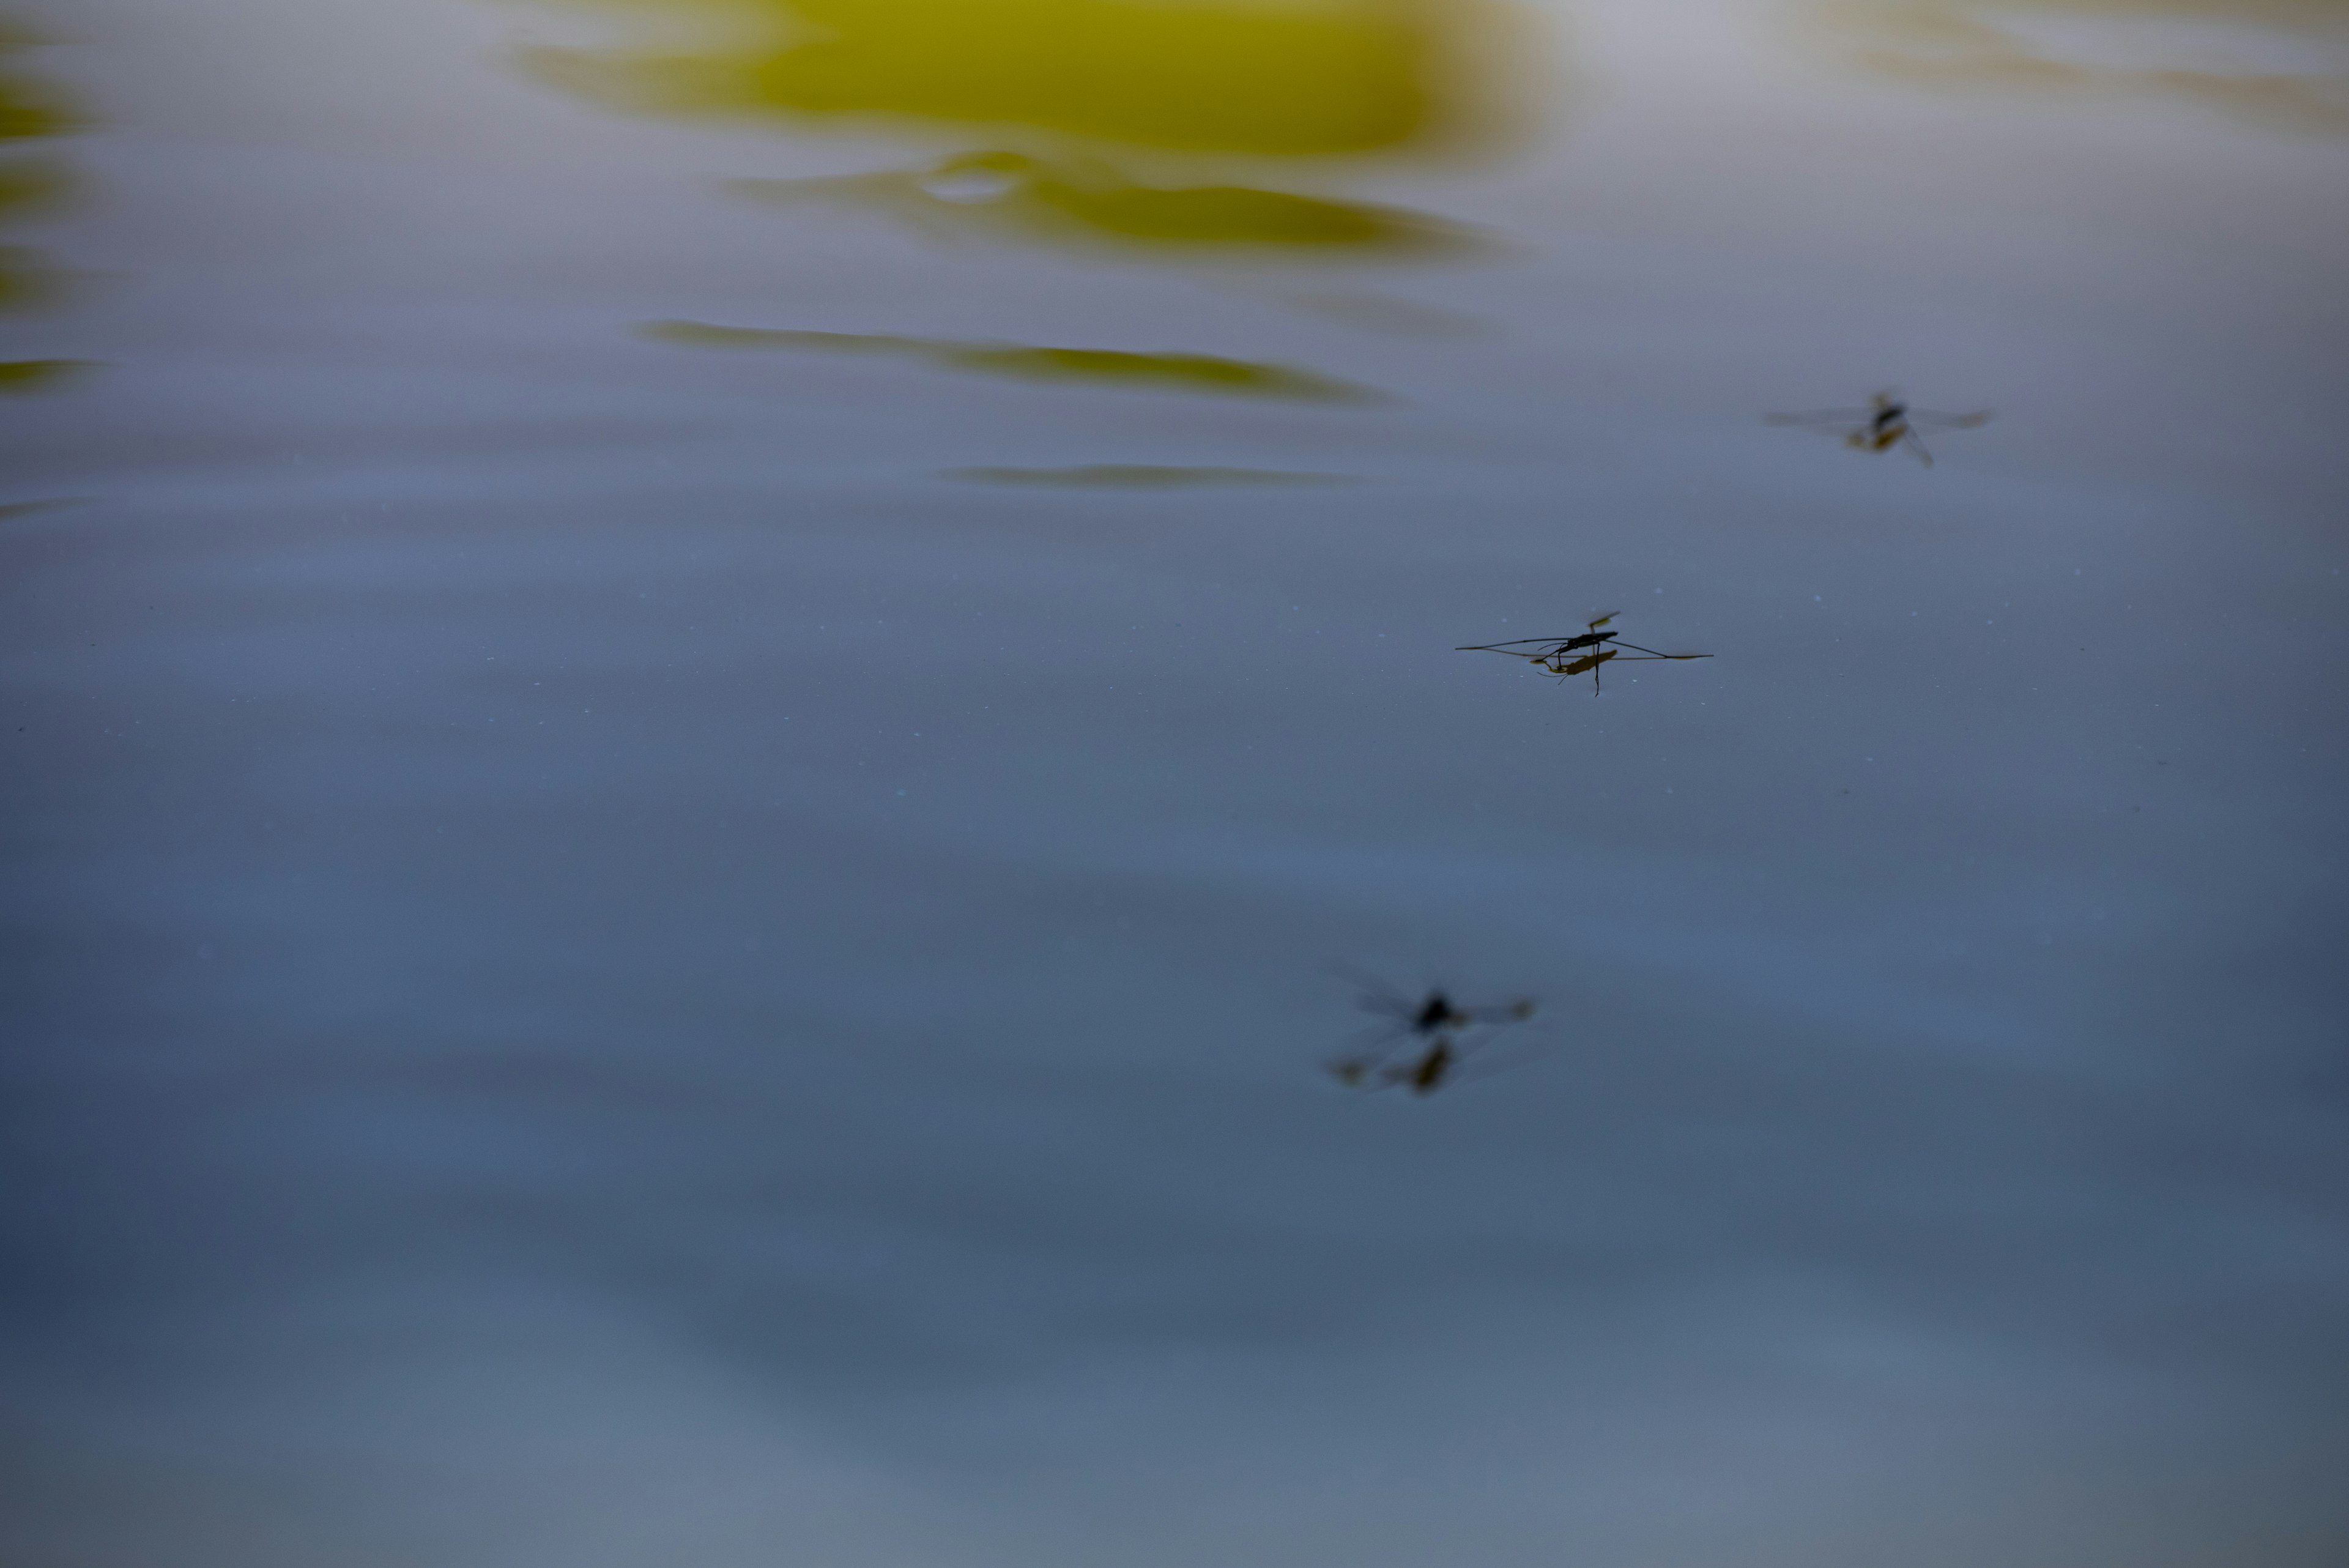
1324 965 1538 1094
1455 613 1713 694
1766 390 1993 467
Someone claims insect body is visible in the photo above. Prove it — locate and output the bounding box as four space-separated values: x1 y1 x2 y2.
1456 614 1712 694
1766 391 1993 468
1325 967 1538 1094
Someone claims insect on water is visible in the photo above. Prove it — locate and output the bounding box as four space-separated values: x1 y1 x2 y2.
1765 390 1993 468
1324 965 1540 1095
1455 613 1712 694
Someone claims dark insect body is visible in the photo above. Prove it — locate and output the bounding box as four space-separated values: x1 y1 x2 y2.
1456 614 1712 694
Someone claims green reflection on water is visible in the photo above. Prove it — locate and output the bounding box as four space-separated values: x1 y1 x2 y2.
524 0 1482 154
0 355 91 390
941 464 1355 488
1 29 75 312
641 319 1386 402
0 496 85 523
531 1 1526 401
0 31 79 142
522 0 1532 258
1 24 87 441
1810 0 2349 130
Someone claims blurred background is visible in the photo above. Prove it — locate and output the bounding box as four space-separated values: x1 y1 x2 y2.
3 1 2346 1564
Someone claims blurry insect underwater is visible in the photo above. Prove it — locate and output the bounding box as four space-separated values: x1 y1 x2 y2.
1324 965 1539 1095
1765 390 1993 467
1456 613 1713 694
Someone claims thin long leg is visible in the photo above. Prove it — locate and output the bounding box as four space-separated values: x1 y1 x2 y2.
1330 1020 1407 1054
1324 1017 1414 1089
1610 641 1713 660
1445 1035 1557 1088
1324 959 1414 1010
1434 1014 1552 1086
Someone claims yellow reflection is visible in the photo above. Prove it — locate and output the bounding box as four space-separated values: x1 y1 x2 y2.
1 26 80 142
522 0 1503 154
1 24 85 416
0 355 91 391
641 319 1384 401
521 0 1540 259
1808 0 2349 130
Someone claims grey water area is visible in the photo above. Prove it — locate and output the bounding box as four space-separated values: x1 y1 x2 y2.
3 0 2345 1564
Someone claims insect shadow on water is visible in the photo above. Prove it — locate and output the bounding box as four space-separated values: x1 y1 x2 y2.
1323 963 1540 1095
1765 390 1992 467
1455 613 1712 695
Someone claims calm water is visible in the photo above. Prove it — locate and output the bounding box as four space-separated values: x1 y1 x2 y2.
5 1 2347 1564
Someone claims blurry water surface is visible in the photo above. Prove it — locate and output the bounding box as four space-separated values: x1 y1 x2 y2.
4 0 2347 1564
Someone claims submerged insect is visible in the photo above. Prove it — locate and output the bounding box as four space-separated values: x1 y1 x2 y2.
1456 613 1712 694
1765 390 1992 468
1324 966 1538 1094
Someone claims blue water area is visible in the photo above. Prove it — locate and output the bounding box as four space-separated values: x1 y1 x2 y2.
3 1 2345 1564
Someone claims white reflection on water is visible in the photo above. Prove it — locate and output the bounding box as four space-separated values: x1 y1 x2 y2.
1805 0 2349 129
1 0 2347 1564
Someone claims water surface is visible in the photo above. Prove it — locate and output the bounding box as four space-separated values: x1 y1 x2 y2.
4 1 2346 1564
